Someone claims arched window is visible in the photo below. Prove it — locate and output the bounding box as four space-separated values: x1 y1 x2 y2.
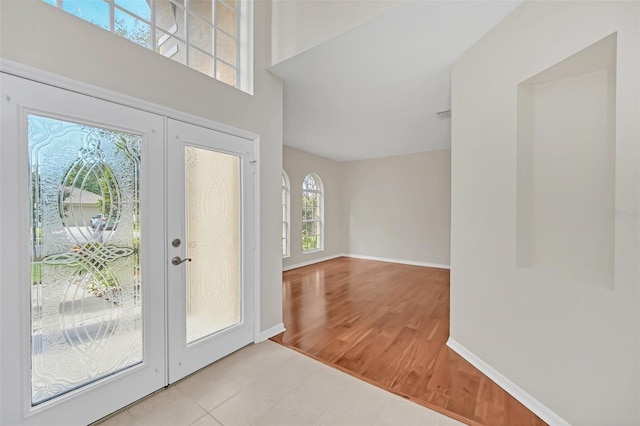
282 171 290 258
302 173 323 252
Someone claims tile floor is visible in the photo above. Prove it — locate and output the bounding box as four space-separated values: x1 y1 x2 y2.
96 341 466 426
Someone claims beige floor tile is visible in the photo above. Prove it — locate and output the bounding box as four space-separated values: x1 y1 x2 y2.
435 414 468 426
300 367 364 401
127 387 207 426
269 349 326 382
209 386 280 426
274 381 334 424
313 398 384 426
374 396 440 425
96 409 138 426
97 341 451 426
253 405 315 426
176 369 243 411
209 351 275 387
241 340 297 365
245 366 307 402
190 414 223 426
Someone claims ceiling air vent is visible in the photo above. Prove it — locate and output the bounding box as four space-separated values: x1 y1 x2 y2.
436 110 451 120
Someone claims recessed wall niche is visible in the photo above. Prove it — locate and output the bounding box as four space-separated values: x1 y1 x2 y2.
516 33 616 290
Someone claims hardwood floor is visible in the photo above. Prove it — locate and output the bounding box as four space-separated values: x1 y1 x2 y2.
272 257 547 426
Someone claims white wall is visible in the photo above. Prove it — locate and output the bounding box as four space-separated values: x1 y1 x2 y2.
282 145 343 269
270 0 403 65
0 0 284 333
282 146 451 269
451 2 639 425
342 150 451 267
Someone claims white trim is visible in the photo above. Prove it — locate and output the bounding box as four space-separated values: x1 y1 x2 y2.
282 254 344 271
0 60 259 142
252 142 261 344
446 338 570 426
283 254 450 272
345 254 450 270
255 323 285 343
238 0 253 95
281 170 290 258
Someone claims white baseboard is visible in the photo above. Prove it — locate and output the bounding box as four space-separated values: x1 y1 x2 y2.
256 323 286 342
283 253 450 272
282 254 345 271
446 337 569 426
345 253 450 270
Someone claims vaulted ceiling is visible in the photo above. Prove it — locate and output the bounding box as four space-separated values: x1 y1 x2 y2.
269 1 522 162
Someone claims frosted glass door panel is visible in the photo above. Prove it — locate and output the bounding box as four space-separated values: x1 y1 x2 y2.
29 115 143 405
185 146 241 343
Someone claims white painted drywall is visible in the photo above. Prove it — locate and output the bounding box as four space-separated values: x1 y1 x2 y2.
270 0 403 65
342 150 451 267
451 1 639 424
0 0 284 334
282 145 343 269
271 1 522 162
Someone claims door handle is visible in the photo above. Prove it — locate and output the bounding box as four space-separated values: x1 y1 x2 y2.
171 256 192 266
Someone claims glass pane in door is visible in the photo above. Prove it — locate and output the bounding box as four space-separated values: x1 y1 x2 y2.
29 115 143 405
184 146 240 343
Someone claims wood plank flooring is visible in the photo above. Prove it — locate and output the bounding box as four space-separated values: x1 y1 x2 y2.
272 257 546 426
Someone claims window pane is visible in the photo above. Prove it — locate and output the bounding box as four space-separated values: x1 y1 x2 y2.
28 115 143 405
44 0 243 89
190 47 214 77
115 9 152 49
115 0 151 21
185 147 241 343
62 0 109 29
216 1 236 36
216 60 236 87
188 13 214 52
220 0 236 10
216 29 236 66
156 0 185 38
189 0 214 24
157 30 186 65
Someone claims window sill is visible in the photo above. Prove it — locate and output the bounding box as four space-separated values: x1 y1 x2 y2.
302 248 324 255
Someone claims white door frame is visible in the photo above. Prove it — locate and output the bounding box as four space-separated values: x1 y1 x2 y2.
0 61 262 424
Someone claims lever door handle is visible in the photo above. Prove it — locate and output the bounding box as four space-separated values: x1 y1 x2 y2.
171 256 192 266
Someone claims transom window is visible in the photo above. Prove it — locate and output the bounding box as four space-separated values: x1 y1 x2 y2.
302 174 323 252
42 0 252 92
282 171 290 258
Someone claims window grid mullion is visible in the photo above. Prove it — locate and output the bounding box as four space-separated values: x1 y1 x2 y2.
234 0 240 82
44 0 242 89
212 0 218 78
184 0 190 68
109 0 115 32
150 0 156 51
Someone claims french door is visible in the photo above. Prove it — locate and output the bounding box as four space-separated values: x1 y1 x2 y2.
0 74 255 425
167 119 255 383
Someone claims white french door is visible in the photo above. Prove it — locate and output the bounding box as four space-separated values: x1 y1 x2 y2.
0 74 256 425
166 119 255 384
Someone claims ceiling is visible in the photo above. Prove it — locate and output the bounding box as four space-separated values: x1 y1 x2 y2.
269 1 522 162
